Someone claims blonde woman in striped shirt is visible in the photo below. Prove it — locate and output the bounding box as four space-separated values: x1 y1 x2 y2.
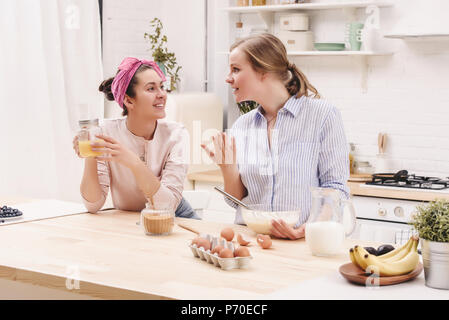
202 34 350 240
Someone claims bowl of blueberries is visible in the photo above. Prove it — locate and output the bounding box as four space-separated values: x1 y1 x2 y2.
0 205 23 223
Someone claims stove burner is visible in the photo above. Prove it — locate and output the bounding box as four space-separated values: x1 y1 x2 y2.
366 170 449 190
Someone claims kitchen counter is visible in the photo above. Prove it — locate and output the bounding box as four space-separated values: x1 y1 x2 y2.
348 181 449 201
188 170 449 202
188 169 223 185
0 207 447 300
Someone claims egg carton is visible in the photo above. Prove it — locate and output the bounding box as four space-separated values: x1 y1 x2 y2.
188 234 252 271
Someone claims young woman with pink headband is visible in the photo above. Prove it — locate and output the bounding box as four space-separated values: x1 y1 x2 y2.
73 57 198 219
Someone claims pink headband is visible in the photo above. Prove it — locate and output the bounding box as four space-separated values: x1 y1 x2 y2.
111 57 166 108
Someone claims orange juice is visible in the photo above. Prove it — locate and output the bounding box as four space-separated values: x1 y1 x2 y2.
79 139 104 158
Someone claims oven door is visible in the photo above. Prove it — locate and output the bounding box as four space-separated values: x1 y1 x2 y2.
350 218 414 245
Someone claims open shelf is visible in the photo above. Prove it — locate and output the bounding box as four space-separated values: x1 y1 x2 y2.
384 33 449 41
218 50 393 56
221 2 395 93
223 1 394 13
287 50 393 56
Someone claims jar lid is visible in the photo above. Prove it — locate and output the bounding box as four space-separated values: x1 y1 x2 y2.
355 161 371 167
349 143 355 151
79 119 99 127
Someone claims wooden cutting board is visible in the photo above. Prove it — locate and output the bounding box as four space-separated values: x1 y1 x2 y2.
339 262 423 286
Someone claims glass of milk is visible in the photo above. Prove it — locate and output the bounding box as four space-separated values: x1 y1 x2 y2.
305 188 356 256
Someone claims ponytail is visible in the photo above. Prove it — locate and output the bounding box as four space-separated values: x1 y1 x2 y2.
286 63 320 99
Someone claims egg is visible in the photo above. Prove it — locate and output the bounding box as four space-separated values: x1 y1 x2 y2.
218 248 234 258
191 237 201 246
257 234 272 249
220 227 235 242
237 233 250 246
196 237 211 251
234 246 251 257
211 245 224 255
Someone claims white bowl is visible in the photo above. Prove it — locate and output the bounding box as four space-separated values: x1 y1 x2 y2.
241 204 301 235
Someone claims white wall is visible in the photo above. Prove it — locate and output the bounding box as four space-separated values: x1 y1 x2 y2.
219 0 449 178
101 0 206 118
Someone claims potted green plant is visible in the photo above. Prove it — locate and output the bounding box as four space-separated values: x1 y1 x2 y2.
237 101 258 114
410 198 449 290
144 18 182 92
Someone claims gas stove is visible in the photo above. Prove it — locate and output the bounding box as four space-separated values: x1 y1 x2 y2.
365 170 449 190
351 170 449 244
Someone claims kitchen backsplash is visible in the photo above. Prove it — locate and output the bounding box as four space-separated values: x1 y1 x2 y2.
295 42 449 177
290 1 449 178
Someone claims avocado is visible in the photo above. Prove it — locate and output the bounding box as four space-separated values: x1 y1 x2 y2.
377 244 395 256
364 246 378 256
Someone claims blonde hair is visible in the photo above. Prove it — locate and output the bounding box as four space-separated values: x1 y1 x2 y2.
230 33 320 99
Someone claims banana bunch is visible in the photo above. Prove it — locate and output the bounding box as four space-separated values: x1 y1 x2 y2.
349 236 420 276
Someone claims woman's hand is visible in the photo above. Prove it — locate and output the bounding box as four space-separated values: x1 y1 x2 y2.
72 135 82 158
270 220 306 240
201 132 236 170
91 134 141 169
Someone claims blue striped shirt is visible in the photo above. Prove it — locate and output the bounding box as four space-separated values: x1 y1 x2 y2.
226 95 350 226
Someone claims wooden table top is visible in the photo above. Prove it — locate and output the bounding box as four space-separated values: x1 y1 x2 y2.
0 209 367 300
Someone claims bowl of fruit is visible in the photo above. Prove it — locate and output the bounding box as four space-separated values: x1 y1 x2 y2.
339 236 423 286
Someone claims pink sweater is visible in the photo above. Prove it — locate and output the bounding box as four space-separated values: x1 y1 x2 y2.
82 118 189 213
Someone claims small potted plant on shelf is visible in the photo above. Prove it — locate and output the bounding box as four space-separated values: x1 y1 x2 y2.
410 198 449 290
237 101 258 114
144 18 182 92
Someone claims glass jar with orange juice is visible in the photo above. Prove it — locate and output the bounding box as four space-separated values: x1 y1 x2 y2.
78 119 103 158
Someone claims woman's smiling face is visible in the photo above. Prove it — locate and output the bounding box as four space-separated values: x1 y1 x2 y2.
126 68 167 120
226 47 263 103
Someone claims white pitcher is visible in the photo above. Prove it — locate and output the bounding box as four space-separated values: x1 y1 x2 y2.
305 188 357 256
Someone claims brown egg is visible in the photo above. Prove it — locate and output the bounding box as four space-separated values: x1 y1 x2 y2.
237 233 250 246
218 248 234 258
234 246 251 257
220 227 235 242
191 237 201 246
196 238 211 251
257 234 272 249
211 245 224 255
